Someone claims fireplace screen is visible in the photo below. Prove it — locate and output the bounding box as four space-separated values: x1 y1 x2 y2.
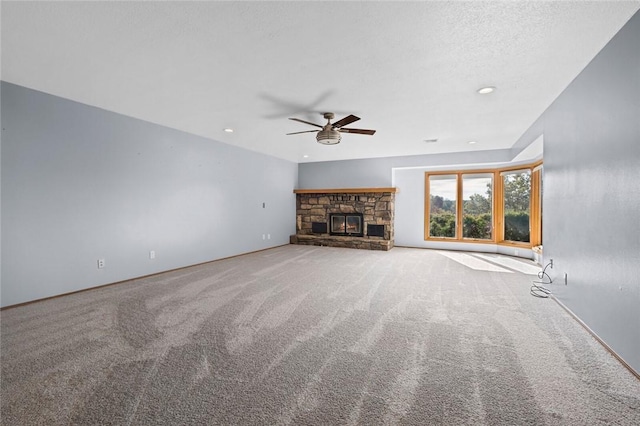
330 213 363 236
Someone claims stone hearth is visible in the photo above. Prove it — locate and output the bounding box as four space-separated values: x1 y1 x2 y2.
290 188 396 251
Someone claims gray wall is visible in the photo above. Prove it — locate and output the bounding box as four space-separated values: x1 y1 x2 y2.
0 82 3 307
298 149 512 189
1 82 297 307
538 11 639 372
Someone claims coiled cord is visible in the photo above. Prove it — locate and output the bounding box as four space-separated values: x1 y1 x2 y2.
531 261 553 298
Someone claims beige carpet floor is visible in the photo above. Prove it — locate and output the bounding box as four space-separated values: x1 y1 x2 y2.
1 245 639 425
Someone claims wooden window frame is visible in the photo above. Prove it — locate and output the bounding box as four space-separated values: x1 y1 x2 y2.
424 161 542 248
424 173 461 240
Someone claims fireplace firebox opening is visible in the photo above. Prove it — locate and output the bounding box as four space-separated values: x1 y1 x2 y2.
329 213 364 237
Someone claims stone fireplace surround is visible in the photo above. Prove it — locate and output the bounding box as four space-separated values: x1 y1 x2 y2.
290 188 396 251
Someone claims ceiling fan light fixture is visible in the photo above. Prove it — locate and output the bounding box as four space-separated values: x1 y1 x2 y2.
477 86 495 94
287 112 374 145
316 129 341 145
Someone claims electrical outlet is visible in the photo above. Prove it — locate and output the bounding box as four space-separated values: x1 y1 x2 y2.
97 259 105 269
262 234 266 240
550 259 554 268
267 234 271 240
149 250 156 259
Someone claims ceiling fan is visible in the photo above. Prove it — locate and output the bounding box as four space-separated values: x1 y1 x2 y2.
287 112 376 145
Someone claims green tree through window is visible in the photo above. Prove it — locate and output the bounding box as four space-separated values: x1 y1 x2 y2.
429 175 457 238
462 174 492 239
503 171 531 242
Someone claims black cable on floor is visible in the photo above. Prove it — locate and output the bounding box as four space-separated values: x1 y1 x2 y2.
531 261 553 298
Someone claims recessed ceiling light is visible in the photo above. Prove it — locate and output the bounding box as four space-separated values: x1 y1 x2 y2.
424 139 438 143
468 140 477 144
303 155 309 158
477 86 495 94
223 128 234 133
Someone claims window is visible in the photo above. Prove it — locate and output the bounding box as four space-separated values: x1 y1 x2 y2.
531 165 543 247
462 173 493 240
424 162 542 247
501 170 531 243
427 174 457 238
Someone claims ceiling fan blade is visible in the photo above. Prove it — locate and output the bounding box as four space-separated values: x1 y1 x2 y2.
286 130 320 135
339 128 376 135
332 114 360 128
289 117 323 128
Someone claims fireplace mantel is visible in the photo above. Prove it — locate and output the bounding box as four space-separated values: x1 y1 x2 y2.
294 187 397 194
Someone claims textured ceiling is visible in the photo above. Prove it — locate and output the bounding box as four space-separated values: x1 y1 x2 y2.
2 1 639 163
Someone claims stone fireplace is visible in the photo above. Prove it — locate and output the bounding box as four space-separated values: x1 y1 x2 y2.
290 188 396 250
